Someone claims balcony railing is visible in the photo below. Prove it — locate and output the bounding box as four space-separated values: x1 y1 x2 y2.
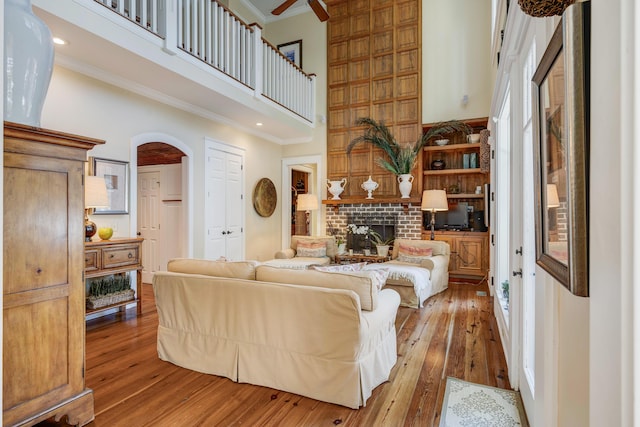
93 0 315 123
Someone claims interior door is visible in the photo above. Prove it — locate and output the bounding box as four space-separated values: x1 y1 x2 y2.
204 140 245 260
137 170 160 283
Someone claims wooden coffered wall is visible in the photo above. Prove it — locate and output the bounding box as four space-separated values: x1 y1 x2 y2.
325 0 422 199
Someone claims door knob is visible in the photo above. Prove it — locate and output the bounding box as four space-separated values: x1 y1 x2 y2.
137 232 141 236
222 231 227 235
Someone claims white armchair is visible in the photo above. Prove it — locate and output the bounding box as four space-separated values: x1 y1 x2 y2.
264 235 337 269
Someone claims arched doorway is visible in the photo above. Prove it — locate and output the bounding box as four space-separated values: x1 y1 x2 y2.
130 133 194 283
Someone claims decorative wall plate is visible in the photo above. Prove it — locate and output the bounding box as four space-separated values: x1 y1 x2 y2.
253 178 277 217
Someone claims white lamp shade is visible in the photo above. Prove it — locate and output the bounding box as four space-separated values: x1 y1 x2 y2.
297 193 318 211
421 190 448 211
85 176 109 209
547 184 560 208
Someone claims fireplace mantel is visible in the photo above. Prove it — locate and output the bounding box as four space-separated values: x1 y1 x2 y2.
323 197 421 213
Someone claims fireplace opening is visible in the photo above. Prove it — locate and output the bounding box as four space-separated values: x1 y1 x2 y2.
347 214 397 253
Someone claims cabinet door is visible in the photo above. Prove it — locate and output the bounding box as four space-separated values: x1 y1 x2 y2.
433 235 456 272
455 236 485 276
3 153 90 425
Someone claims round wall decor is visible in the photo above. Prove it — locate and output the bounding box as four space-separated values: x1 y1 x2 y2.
252 178 277 217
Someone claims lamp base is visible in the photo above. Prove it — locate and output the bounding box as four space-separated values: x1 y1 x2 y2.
85 213 97 242
430 211 436 240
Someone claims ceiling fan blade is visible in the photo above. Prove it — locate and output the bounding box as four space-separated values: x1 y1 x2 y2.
272 0 298 16
308 0 330 22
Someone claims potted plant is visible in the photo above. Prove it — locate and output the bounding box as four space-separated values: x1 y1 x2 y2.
347 117 471 198
369 231 394 258
86 273 134 310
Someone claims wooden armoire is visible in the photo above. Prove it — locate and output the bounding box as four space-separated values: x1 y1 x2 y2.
3 122 104 426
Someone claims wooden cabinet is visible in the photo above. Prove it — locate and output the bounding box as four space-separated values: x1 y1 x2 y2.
85 238 144 315
3 122 103 426
427 231 489 279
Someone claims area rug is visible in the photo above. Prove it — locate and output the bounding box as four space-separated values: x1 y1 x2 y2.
440 377 528 426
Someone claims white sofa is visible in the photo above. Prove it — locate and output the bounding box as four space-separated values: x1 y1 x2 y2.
152 258 401 409
364 239 450 308
262 235 336 269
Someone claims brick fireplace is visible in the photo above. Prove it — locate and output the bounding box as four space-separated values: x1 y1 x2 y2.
325 203 424 249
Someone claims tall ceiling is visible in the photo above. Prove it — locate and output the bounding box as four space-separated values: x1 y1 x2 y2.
242 0 327 23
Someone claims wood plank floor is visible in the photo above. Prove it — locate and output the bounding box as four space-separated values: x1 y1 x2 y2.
42 279 510 426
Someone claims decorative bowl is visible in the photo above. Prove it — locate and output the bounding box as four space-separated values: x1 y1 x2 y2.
435 139 449 146
467 134 481 143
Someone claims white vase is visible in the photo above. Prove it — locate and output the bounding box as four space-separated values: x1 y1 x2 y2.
327 178 347 200
361 176 379 199
398 174 414 199
4 0 55 127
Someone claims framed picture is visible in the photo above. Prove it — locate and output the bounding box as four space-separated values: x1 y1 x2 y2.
532 2 590 297
277 39 302 69
90 157 130 215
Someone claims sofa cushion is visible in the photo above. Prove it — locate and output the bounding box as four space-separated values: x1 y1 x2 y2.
291 235 337 258
256 265 379 311
167 258 258 280
296 240 327 258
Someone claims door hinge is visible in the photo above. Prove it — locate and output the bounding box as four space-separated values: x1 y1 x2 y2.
491 234 495 246
515 246 523 255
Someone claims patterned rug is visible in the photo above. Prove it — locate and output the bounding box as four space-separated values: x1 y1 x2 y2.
439 377 528 426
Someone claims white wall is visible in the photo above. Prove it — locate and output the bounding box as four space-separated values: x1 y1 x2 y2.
263 13 329 232
423 0 493 123
590 0 637 425
41 66 284 261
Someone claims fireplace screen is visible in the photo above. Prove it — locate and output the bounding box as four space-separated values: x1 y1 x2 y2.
347 214 397 253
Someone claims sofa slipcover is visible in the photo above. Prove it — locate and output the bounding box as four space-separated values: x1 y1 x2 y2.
152 265 400 408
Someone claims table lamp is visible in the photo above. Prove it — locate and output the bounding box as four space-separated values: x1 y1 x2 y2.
297 193 318 236
547 184 560 208
421 189 448 240
85 176 109 241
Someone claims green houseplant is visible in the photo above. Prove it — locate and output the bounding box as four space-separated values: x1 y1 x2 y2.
86 273 134 310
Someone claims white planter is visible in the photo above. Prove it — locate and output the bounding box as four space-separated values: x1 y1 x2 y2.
376 245 390 258
398 174 414 199
4 0 54 127
337 242 347 255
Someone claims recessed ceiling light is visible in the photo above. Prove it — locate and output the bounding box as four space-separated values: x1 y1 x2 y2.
53 37 67 45
256 122 263 126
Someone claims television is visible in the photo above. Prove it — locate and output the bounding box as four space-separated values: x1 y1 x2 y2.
425 202 469 230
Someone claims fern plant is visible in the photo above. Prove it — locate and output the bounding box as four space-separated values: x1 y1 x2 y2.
346 117 472 175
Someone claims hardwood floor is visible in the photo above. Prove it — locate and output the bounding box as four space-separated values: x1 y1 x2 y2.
44 280 510 426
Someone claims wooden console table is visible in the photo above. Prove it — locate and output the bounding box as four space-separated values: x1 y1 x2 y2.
85 237 144 315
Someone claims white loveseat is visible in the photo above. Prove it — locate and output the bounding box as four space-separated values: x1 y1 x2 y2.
152 258 401 409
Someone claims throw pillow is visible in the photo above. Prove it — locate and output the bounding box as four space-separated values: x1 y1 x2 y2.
296 241 327 258
397 242 433 264
312 262 367 272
